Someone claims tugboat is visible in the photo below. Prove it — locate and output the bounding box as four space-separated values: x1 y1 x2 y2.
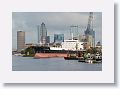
64 53 79 60
78 52 85 62
64 51 85 61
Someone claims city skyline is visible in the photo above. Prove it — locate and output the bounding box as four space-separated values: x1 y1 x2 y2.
12 12 102 49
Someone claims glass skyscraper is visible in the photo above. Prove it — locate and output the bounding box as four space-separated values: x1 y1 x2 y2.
38 22 47 45
54 34 64 43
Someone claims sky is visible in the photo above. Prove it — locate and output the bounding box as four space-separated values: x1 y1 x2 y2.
12 12 102 49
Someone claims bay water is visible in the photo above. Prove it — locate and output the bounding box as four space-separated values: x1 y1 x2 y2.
12 55 102 71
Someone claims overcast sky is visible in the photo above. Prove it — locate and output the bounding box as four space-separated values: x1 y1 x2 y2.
12 12 102 49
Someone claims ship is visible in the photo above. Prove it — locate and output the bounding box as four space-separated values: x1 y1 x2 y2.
29 46 85 58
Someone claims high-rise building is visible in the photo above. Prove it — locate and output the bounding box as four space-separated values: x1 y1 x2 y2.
17 31 25 52
40 22 47 45
46 36 50 43
70 25 79 39
37 22 50 45
37 25 40 43
54 34 64 43
84 12 95 47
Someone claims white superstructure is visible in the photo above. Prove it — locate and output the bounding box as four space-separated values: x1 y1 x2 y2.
61 40 84 50
50 47 64 50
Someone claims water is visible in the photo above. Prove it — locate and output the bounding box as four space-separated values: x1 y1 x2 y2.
12 55 102 71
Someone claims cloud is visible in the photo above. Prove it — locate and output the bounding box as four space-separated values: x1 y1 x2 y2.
12 12 102 49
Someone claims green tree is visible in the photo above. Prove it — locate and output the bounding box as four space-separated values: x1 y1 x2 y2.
24 47 35 56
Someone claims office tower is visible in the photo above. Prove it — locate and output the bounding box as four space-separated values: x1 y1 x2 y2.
84 12 95 47
46 36 50 43
54 34 64 43
17 31 25 52
40 22 47 45
37 25 40 43
70 25 79 39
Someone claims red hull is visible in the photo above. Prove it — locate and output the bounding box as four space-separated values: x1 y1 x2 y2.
34 53 67 58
